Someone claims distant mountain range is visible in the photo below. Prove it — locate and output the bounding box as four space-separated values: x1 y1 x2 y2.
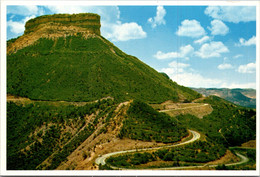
191 88 256 108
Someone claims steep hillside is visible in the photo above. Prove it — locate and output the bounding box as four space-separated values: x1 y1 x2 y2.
192 88 256 108
177 96 256 147
6 13 256 171
7 13 201 104
7 99 189 170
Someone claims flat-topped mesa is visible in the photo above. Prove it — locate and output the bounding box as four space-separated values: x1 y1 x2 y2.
25 13 101 35
7 13 101 54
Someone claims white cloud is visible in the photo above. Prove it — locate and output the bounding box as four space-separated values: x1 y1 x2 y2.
176 19 206 38
161 60 222 88
236 36 256 46
148 6 166 28
168 61 190 73
6 5 146 42
195 41 229 58
161 69 222 88
162 66 255 89
46 6 146 42
161 61 190 74
205 6 256 23
7 5 146 42
161 59 255 89
154 51 178 60
217 63 233 70
7 15 36 34
221 82 256 89
208 20 229 36
194 36 210 44
154 45 194 60
233 54 243 59
107 22 147 41
237 63 256 73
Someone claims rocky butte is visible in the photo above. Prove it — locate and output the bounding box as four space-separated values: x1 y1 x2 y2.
7 12 201 103
7 13 101 54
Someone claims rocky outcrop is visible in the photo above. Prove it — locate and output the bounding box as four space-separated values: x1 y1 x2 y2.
7 13 101 54
25 13 101 35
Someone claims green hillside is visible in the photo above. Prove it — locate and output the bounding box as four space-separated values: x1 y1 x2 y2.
7 35 201 103
176 96 256 146
6 13 256 171
119 100 188 143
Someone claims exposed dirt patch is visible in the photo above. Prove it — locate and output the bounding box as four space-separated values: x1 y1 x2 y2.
154 102 213 119
206 149 240 165
241 140 256 148
7 94 113 107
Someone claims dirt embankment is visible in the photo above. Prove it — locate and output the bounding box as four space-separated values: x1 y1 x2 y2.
152 101 213 119
56 101 167 170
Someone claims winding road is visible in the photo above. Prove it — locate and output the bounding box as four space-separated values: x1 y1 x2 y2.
95 130 200 166
95 130 250 170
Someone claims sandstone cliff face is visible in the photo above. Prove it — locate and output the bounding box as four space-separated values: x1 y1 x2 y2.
7 13 101 54
25 13 101 35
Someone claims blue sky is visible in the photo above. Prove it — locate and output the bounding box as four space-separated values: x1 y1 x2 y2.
6 5 256 89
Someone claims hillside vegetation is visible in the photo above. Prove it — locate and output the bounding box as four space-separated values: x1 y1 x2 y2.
107 141 226 169
176 96 256 147
119 100 188 143
7 35 201 104
6 13 256 171
7 99 116 170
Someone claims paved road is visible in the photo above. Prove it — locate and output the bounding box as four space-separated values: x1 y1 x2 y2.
159 104 209 112
95 130 200 166
95 130 250 170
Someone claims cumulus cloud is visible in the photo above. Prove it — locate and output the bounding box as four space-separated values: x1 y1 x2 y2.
195 41 229 58
217 63 233 70
48 6 146 42
160 59 255 89
161 61 190 75
233 54 243 59
236 36 256 46
154 45 194 60
160 60 222 88
46 6 121 23
7 15 36 34
176 19 206 38
237 63 256 73
106 22 147 41
148 6 166 28
221 82 256 89
168 61 190 72
7 5 147 42
205 6 256 23
208 20 229 36
161 69 222 88
194 36 210 44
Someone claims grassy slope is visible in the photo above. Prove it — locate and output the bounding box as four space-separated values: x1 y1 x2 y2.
7 99 116 170
119 100 188 143
7 35 201 103
176 96 256 147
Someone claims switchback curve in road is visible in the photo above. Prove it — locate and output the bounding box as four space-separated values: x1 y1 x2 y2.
95 130 200 166
95 130 250 170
